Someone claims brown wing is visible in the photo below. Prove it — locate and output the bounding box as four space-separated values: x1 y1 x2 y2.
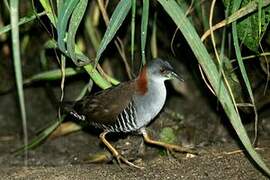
73 80 136 125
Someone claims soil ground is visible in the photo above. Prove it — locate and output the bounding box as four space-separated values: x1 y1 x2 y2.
0 132 269 180
0 83 269 180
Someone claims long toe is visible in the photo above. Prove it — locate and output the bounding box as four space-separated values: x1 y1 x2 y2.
116 155 144 169
168 144 198 155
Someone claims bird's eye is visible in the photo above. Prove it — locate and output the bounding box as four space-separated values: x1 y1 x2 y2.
160 68 166 74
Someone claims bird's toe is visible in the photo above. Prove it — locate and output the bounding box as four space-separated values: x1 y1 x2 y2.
115 154 144 169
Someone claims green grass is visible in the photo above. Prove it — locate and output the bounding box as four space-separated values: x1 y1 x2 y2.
10 0 28 165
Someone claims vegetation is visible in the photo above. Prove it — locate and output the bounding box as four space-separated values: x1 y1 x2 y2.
1 0 270 175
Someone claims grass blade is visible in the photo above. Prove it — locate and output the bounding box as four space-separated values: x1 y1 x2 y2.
84 2 101 51
40 0 57 26
57 0 79 52
95 0 131 64
37 1 115 88
131 0 136 69
141 0 149 65
14 117 64 155
67 0 88 64
231 0 258 145
158 0 270 175
151 12 157 58
23 68 83 84
0 11 46 35
83 65 113 89
10 0 28 164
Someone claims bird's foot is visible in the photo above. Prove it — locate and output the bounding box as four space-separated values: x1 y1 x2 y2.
163 143 197 155
141 130 197 155
115 154 144 169
100 131 144 169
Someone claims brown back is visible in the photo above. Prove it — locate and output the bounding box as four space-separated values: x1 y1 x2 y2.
74 80 136 125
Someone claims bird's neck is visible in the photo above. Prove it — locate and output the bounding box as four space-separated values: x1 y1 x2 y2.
136 66 148 95
136 66 167 95
133 72 167 128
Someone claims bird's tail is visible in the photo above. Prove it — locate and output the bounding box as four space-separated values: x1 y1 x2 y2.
60 101 86 122
59 101 76 114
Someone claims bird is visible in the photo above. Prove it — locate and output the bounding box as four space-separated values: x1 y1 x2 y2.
67 58 193 169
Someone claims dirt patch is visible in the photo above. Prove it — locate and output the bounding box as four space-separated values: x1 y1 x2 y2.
0 130 269 180
0 84 269 179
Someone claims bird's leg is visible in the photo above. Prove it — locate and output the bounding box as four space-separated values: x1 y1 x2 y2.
99 131 144 169
140 128 197 154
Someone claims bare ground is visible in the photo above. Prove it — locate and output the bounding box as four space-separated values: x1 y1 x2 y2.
0 130 270 180
0 84 270 180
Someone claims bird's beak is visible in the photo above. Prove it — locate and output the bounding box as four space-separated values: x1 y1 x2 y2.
169 71 184 81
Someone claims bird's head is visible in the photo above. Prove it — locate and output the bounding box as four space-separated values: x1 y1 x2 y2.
147 58 183 82
136 58 183 95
